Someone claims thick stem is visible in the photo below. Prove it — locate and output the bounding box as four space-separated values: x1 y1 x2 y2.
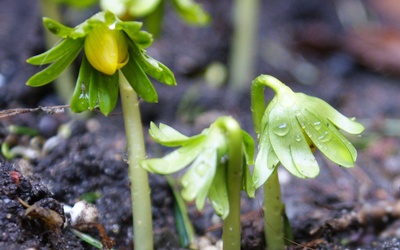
251 75 286 249
251 74 289 134
119 72 153 250
263 168 285 250
216 117 243 250
229 0 260 92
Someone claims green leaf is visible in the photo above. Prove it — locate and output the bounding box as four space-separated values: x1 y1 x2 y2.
89 69 119 116
149 122 206 147
268 104 319 178
26 39 83 87
181 148 217 210
118 22 143 39
298 93 364 134
121 56 158 103
208 164 229 219
296 108 357 168
128 40 176 86
70 228 111 250
27 38 83 65
71 55 91 113
43 17 75 38
141 142 204 174
253 127 278 189
128 30 153 49
242 157 255 198
142 54 176 86
241 130 255 165
166 175 195 248
172 0 211 26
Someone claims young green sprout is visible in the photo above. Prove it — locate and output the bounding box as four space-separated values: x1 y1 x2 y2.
251 75 364 249
141 117 255 250
26 10 176 250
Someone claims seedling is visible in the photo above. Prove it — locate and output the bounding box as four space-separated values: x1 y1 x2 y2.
26 10 176 250
141 116 255 250
251 75 364 249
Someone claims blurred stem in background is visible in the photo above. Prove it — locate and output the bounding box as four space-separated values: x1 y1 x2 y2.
229 0 260 93
39 0 76 105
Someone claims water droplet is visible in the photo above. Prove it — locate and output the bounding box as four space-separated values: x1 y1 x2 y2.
313 121 321 130
195 163 208 176
295 134 302 142
295 110 301 116
318 131 331 142
181 179 188 186
220 155 229 164
272 122 290 136
122 149 129 163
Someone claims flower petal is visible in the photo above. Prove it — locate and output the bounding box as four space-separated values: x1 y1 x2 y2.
149 122 206 147
298 93 364 134
268 104 320 178
208 164 229 219
181 148 217 210
141 142 204 174
253 128 279 188
296 108 357 167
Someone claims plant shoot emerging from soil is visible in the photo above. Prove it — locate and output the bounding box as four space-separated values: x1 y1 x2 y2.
26 10 176 250
251 75 364 249
142 117 255 250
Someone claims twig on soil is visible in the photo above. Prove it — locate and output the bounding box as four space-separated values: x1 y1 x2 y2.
310 200 400 236
0 105 70 119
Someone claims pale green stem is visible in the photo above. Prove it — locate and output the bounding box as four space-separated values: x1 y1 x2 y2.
263 168 284 250
119 72 153 250
215 117 243 250
39 0 76 105
251 75 286 248
229 0 260 92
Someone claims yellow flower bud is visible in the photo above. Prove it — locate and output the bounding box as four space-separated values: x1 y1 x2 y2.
84 25 129 75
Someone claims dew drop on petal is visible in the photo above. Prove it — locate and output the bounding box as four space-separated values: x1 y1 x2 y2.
181 179 189 187
195 163 208 177
318 131 331 142
272 122 290 136
313 121 321 130
295 134 302 142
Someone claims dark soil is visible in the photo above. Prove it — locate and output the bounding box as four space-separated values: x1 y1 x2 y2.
2 0 400 249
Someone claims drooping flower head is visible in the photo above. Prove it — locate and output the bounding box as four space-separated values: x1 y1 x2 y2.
252 75 365 188
141 117 255 219
26 11 176 115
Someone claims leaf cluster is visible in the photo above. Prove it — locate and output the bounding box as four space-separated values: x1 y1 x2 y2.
142 119 255 219
26 11 176 115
